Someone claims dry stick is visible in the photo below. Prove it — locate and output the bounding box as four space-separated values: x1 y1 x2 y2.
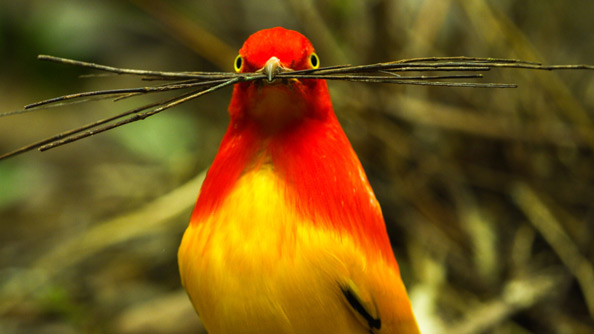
301 62 492 75
1 55 592 161
38 77 242 152
381 66 492 72
25 78 230 110
308 60 594 75
38 54 594 78
11 59 520 115
38 54 236 79
394 56 542 64
279 74 517 88
0 94 132 117
0 90 204 160
31 56 550 94
285 74 487 80
39 55 494 77
22 72 490 112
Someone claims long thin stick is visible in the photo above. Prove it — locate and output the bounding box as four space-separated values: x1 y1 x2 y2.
25 78 230 110
1 55 592 161
0 91 199 160
38 77 242 152
38 55 237 79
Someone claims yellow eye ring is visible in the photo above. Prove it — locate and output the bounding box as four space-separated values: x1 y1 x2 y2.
309 53 319 69
234 54 243 72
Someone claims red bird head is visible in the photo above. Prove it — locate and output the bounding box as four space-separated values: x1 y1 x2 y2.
228 27 332 135
235 27 318 74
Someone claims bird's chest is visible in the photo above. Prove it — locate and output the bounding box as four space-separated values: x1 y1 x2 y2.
196 166 298 270
178 168 367 333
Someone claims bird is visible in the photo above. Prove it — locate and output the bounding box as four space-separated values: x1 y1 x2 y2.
178 27 420 334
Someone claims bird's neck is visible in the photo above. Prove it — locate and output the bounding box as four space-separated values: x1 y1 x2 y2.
191 88 396 262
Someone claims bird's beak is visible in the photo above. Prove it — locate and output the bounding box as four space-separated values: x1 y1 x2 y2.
260 57 286 82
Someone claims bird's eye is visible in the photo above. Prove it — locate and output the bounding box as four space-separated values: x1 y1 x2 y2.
234 55 243 72
309 53 319 69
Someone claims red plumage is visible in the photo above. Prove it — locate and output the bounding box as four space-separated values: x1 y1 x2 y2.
181 27 419 334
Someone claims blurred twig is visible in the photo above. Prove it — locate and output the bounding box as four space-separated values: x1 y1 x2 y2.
460 0 594 151
441 269 569 334
511 182 594 318
286 0 349 64
391 94 582 145
404 0 452 56
0 170 205 314
128 0 236 70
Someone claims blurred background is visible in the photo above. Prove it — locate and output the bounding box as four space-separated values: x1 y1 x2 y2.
1 0 593 333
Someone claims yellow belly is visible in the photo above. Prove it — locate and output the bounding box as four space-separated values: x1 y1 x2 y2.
178 166 415 334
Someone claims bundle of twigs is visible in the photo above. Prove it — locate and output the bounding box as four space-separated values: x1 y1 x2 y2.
1 55 592 160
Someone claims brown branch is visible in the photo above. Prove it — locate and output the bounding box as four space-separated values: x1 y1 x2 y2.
0 55 592 161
